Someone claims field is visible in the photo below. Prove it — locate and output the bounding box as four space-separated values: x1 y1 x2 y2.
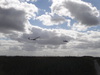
0 56 99 75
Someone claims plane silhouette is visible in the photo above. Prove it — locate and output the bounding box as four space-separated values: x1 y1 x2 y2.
28 36 40 40
63 40 68 42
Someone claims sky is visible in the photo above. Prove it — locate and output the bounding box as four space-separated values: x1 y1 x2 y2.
0 0 100 56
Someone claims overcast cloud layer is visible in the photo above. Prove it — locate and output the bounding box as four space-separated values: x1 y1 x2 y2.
0 0 100 56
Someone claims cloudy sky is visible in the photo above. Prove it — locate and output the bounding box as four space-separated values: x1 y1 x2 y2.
0 0 100 56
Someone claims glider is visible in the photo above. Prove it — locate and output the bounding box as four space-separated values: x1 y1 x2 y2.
63 40 68 42
28 36 40 40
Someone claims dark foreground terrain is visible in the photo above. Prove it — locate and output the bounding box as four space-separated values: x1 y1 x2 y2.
0 56 99 75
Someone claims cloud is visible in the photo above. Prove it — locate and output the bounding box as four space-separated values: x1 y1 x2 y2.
37 13 67 26
72 23 88 31
51 0 100 26
0 0 100 56
0 0 38 33
7 25 100 51
0 39 22 51
3 25 74 51
67 31 100 49
0 7 26 33
1 25 100 56
17 25 74 45
19 0 37 2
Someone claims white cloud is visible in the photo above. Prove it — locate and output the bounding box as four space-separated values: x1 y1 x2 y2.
19 0 37 2
69 31 100 49
51 0 100 26
72 23 88 31
0 40 23 51
0 0 100 56
37 13 67 26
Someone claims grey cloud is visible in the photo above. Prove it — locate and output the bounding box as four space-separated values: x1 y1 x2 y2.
64 1 99 25
70 32 100 49
51 16 67 24
5 25 100 52
9 46 21 51
51 0 100 26
7 26 74 50
1 26 100 56
0 7 26 33
21 43 40 51
23 26 73 45
73 40 100 49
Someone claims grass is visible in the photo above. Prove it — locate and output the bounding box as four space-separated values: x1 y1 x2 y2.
0 56 98 75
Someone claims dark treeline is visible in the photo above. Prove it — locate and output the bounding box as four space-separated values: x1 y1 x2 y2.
0 56 99 75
